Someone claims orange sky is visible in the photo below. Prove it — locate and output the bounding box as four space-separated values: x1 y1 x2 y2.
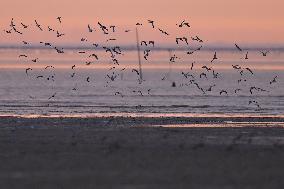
1 0 284 46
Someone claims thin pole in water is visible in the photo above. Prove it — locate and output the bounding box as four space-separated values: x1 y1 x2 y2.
135 27 143 82
168 49 172 81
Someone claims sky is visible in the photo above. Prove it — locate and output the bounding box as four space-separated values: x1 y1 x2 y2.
1 0 284 46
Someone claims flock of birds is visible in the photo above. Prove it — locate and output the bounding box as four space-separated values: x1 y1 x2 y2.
2 17 280 110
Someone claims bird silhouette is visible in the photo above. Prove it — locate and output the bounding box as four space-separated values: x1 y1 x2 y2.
260 51 269 56
177 20 190 27
48 92 57 100
148 20 155 28
110 25 116 32
35 20 43 31
220 90 228 95
88 24 93 32
158 28 169 35
269 76 277 85
191 36 203 42
211 52 217 62
235 43 242 51
245 52 249 59
25 68 32 75
57 17 62 23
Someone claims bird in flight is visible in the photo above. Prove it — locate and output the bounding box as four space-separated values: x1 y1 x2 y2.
177 20 190 27
191 36 203 43
260 51 269 56
148 20 155 28
158 28 169 35
235 43 242 51
56 31 65 37
245 52 249 60
48 93 57 100
21 23 28 29
211 52 217 62
245 67 254 75
269 76 277 85
87 24 93 32
35 20 43 31
25 68 32 75
57 17 62 23
220 90 228 95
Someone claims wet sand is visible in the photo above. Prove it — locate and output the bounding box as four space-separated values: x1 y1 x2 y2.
0 116 284 189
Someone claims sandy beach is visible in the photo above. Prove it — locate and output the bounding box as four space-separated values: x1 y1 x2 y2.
0 116 284 189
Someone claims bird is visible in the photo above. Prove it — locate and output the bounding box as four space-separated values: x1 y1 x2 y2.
211 52 217 62
235 43 242 51
269 76 277 85
133 90 143 96
249 100 261 108
202 66 211 72
93 43 99 47
260 51 269 56
232 65 241 70
44 65 54 69
177 20 190 27
170 54 179 62
234 89 242 94
35 20 43 31
87 24 93 32
220 90 228 95
249 87 267 94
158 28 169 35
32 58 38 62
98 22 109 34
148 20 155 28
89 53 99 60
149 41 155 47
4 29 12 34
48 26 54 31
19 54 28 58
141 41 148 46
176 37 183 44
114 92 123 97
25 68 32 75
54 47 64 53
206 85 216 92
48 93 56 100
245 68 254 75
110 25 116 32
181 72 194 79
132 69 140 76
245 52 249 59
81 38 87 42
71 65 76 69
190 62 195 70
191 36 203 42
56 31 65 37
12 27 23 35
199 73 207 79
57 17 62 23
86 77 90 82
71 73 75 78
212 70 219 78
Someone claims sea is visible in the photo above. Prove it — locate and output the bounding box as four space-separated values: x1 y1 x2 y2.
0 47 283 117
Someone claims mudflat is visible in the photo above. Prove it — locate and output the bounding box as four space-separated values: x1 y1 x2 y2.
0 116 284 189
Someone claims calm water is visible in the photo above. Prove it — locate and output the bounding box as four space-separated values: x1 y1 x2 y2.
0 48 283 117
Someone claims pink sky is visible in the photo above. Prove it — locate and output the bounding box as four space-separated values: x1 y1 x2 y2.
1 0 284 46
